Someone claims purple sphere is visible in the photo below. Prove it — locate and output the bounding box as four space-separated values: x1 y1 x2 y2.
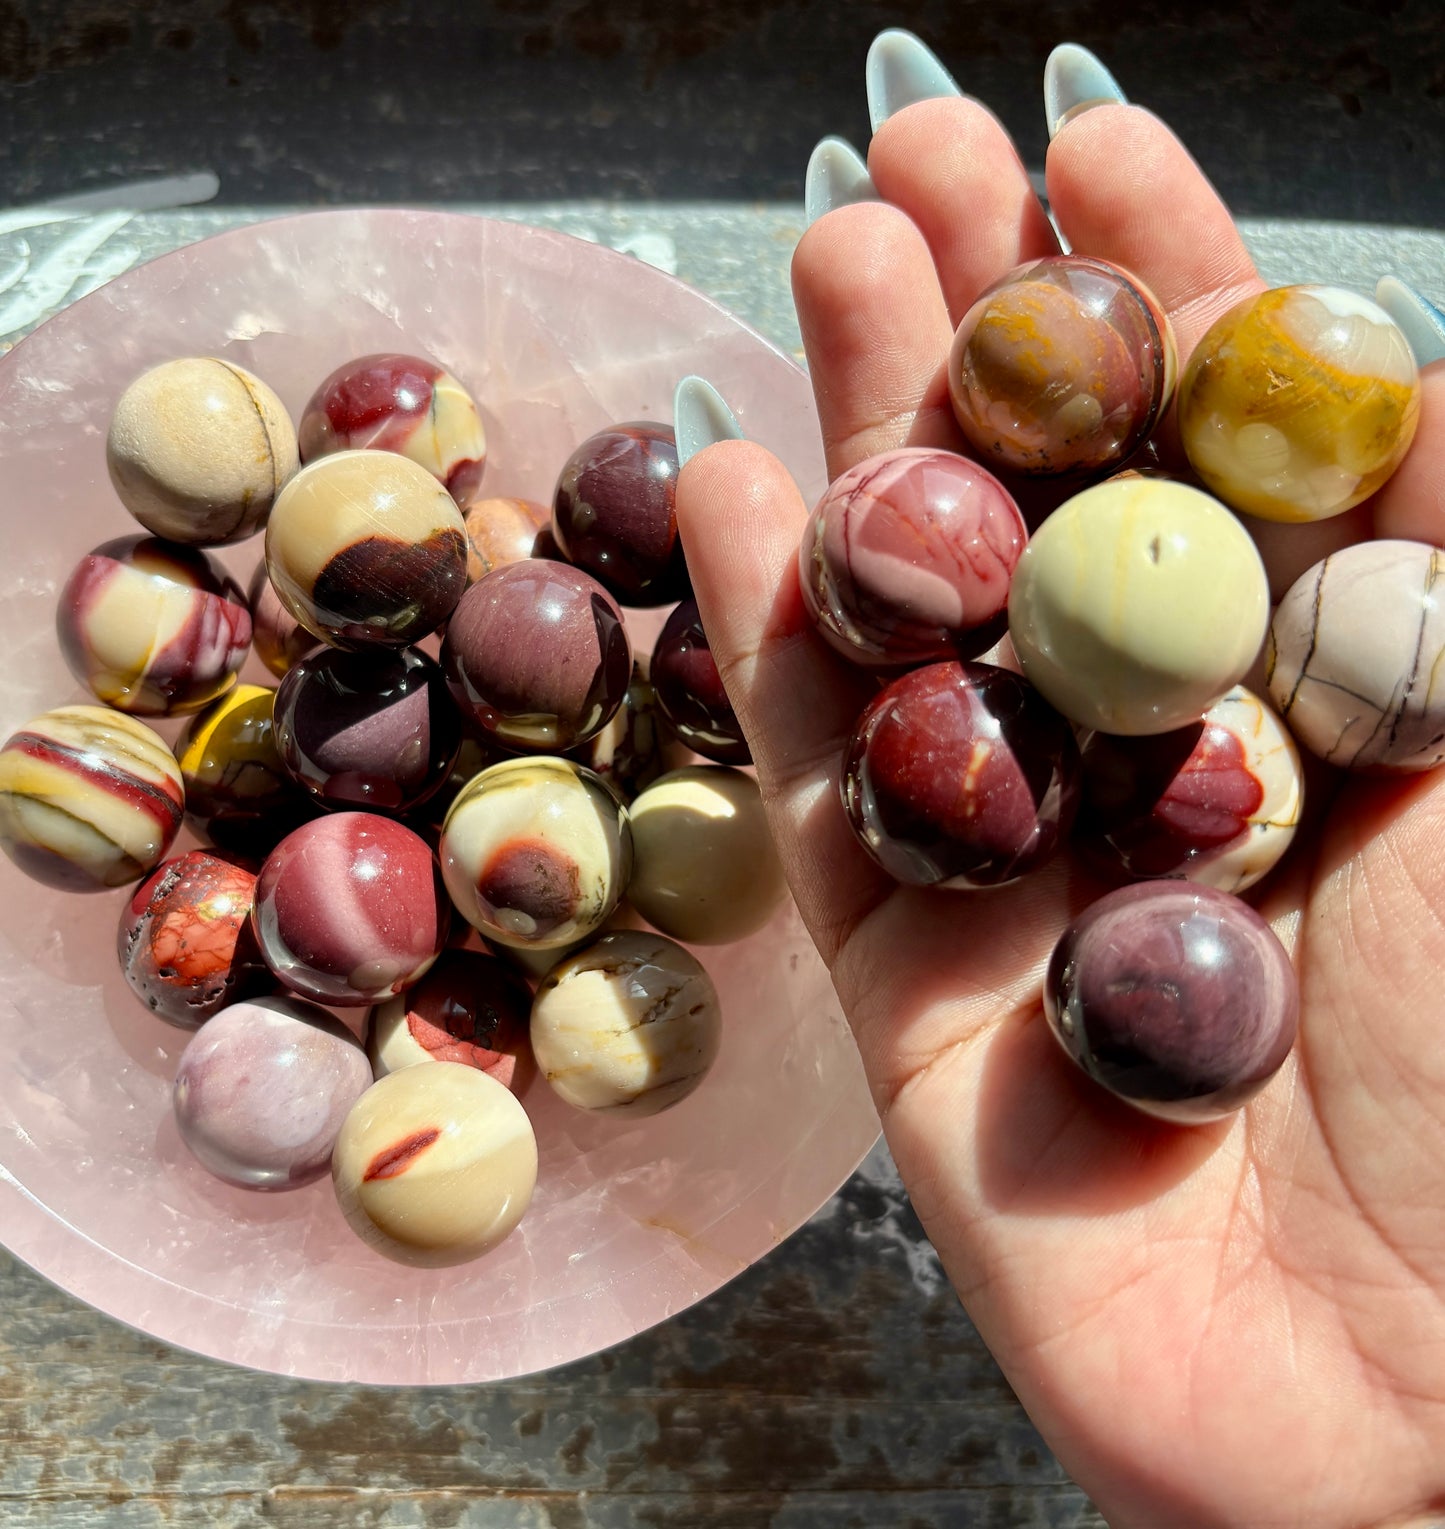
274 646 461 813
441 558 632 751
1043 882 1298 1122
173 996 373 1189
842 661 1080 888
253 813 449 1006
650 598 750 765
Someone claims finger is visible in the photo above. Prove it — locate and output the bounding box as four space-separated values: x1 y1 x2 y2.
673 436 893 962
866 95 1060 324
792 201 957 481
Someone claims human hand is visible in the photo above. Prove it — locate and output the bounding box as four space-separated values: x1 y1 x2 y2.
673 34 1445 1529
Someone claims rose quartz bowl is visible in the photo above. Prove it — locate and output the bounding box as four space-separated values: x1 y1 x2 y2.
0 210 878 1384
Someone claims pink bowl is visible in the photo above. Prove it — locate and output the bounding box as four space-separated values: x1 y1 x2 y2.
0 209 878 1384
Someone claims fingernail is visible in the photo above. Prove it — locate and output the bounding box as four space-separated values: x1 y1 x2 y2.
1375 276 1445 367
674 376 744 468
805 135 877 227
1044 43 1128 140
865 29 962 133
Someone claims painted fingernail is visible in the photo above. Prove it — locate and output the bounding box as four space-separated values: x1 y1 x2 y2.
805 136 877 227
1044 43 1128 140
674 376 744 468
865 29 962 133
1375 276 1445 367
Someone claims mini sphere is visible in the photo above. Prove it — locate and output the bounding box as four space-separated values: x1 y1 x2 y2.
843 661 1081 889
253 813 449 1005
441 558 632 751
331 1063 537 1267
118 850 260 1028
265 449 468 649
463 496 554 582
800 447 1026 667
0 705 184 891
651 598 750 764
552 421 688 606
368 948 533 1090
173 996 372 1189
247 560 317 677
56 536 252 716
565 658 670 802
1268 540 1445 771
1178 285 1421 523
1043 882 1299 1122
107 357 299 546
175 683 313 852
1007 476 1270 735
948 254 1177 478
627 766 788 944
1075 686 1304 893
440 756 632 950
299 352 487 503
531 931 722 1117
273 646 461 813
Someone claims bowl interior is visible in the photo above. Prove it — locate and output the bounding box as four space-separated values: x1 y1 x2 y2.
0 209 877 1384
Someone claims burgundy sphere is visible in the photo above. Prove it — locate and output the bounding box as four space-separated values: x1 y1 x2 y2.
441 558 632 751
650 598 750 765
842 661 1080 888
552 421 688 606
1043 882 1299 1122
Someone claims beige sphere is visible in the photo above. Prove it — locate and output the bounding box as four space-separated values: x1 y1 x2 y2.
627 766 787 944
531 931 721 1117
331 1063 537 1267
107 357 299 545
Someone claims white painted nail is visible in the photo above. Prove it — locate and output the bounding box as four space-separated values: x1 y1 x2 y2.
804 136 877 227
1044 43 1127 140
1376 276 1445 367
674 376 744 468
865 29 962 134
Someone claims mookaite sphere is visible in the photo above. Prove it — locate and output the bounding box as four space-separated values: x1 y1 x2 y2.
331 1063 537 1267
1076 686 1303 893
274 646 461 812
299 353 487 504
1178 285 1421 523
1043 882 1299 1122
0 705 184 891
552 422 688 606
651 598 750 765
118 850 260 1028
843 661 1081 889
253 813 449 1005
627 767 788 944
440 756 632 950
247 560 316 677
531 931 722 1117
1268 540 1445 771
462 496 554 582
56 536 252 716
948 255 1177 478
265 449 468 649
173 996 372 1190
800 447 1027 667
442 559 632 751
106 356 299 546
1008 477 1270 735
565 658 670 802
368 948 533 1090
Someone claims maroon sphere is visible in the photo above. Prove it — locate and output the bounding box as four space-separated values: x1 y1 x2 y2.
800 447 1027 667
842 661 1080 888
274 646 461 813
650 598 750 765
552 421 689 606
252 813 449 1006
1043 882 1299 1121
441 558 632 751
247 560 318 678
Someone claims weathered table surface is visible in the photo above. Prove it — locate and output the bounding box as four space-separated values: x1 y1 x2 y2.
0 187 1441 1529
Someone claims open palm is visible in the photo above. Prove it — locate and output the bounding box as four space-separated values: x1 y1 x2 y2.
675 81 1445 1528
